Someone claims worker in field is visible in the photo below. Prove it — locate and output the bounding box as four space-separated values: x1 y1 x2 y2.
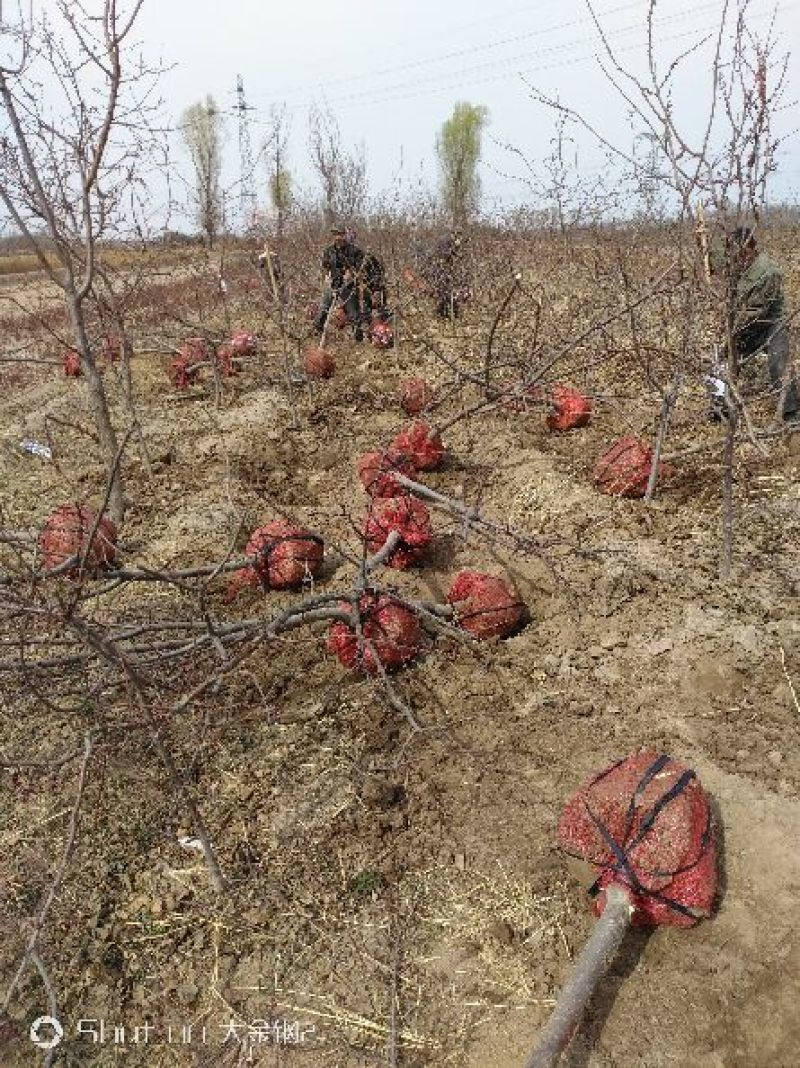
314 224 365 340
707 226 799 423
356 249 390 323
421 230 469 319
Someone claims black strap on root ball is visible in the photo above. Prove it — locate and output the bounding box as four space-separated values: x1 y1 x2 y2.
566 753 712 921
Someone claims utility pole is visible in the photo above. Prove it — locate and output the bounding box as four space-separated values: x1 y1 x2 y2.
236 75 257 232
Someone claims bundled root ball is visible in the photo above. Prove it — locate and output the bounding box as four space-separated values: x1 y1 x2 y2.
39 504 118 575
357 449 418 498
447 570 525 640
303 346 335 379
241 521 324 590
390 422 444 471
546 384 592 431
63 350 82 377
327 592 424 674
330 305 348 330
230 330 257 357
370 320 394 349
592 435 672 497
400 377 436 416
170 337 209 389
362 495 433 570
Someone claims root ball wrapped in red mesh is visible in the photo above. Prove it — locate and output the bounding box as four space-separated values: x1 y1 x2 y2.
357 449 418 498
215 343 239 377
546 384 592 431
390 422 444 471
330 305 348 330
240 521 324 591
230 330 257 358
400 377 436 416
170 337 209 389
592 435 672 497
63 350 82 377
363 496 432 570
327 592 424 674
370 320 394 349
303 346 335 379
39 504 118 574
558 751 717 928
447 570 525 640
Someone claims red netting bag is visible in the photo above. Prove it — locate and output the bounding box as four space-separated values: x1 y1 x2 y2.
547 385 592 431
362 496 432 570
400 377 436 416
39 504 118 575
303 346 335 379
370 320 394 349
63 350 82 378
559 751 717 928
592 436 666 498
230 330 257 358
170 337 209 389
357 449 418 498
327 592 424 674
447 570 526 640
390 422 444 471
234 521 324 592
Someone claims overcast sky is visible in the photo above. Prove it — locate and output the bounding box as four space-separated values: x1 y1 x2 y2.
10 0 800 227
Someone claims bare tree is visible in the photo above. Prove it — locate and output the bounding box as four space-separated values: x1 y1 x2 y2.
181 95 225 246
0 0 162 524
308 102 367 223
267 103 292 251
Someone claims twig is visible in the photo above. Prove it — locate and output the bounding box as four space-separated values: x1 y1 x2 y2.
2 732 93 1015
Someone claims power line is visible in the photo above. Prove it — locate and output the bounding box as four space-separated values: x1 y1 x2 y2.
248 1 794 118
247 0 645 103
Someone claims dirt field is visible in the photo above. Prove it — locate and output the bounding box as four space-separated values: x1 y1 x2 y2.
1 232 799 1067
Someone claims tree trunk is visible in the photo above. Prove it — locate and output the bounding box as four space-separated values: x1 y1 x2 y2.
67 297 126 525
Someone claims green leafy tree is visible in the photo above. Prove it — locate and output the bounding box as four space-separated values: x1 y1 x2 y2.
180 96 224 246
436 102 489 227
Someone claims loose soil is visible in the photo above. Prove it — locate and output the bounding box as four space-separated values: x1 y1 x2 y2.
1 238 799 1068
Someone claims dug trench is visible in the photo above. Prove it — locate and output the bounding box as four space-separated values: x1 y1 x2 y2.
1 292 799 1068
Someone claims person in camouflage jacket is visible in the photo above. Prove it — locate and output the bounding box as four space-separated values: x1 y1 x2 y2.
709 227 798 421
314 225 365 339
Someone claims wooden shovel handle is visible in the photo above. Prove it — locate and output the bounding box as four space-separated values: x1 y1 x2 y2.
524 884 634 1068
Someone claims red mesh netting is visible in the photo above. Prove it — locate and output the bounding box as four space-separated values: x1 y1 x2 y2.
234 521 324 592
63 350 82 378
547 385 592 431
357 449 418 498
447 570 526 640
558 751 717 928
170 337 209 390
303 347 335 379
230 330 257 357
400 378 436 416
390 422 444 471
39 505 118 575
370 320 394 349
327 592 424 674
362 495 433 570
592 436 673 498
